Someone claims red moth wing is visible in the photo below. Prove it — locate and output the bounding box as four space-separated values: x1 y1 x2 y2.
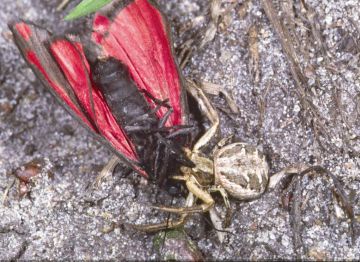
48 38 139 162
9 21 147 177
92 0 188 127
10 21 93 128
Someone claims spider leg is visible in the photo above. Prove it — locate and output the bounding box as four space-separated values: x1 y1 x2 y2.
130 192 195 232
209 186 230 208
200 81 239 114
153 175 214 214
131 214 188 232
211 135 234 155
185 79 220 152
209 208 228 243
208 185 233 228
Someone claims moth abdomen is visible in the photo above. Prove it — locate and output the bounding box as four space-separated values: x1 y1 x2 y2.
92 58 152 127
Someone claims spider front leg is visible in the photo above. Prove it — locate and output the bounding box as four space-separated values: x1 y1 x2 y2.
132 173 215 232
185 79 220 152
147 79 222 222
153 173 215 214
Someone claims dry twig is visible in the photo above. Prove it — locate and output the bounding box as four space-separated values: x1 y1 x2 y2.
261 0 333 151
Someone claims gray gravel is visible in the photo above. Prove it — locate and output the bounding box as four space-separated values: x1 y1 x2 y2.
0 0 359 260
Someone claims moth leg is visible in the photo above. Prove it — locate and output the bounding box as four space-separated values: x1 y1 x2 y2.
126 100 169 126
158 108 174 128
156 134 194 167
154 140 170 185
93 155 120 188
154 139 164 179
126 95 170 127
136 90 194 168
126 94 182 134
135 92 173 131
153 175 214 214
149 99 170 112
185 79 220 152
153 134 194 187
130 192 195 232
166 126 196 139
122 103 178 137
140 89 171 109
134 82 191 138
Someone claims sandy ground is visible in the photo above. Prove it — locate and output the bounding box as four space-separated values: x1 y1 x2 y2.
0 0 359 260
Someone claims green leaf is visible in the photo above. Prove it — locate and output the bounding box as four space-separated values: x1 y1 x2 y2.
65 0 113 20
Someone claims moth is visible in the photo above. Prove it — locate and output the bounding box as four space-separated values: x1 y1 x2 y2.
9 0 192 184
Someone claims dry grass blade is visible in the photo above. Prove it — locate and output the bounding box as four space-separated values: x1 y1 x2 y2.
248 24 260 85
57 0 71 11
261 0 333 151
179 0 236 69
200 81 239 114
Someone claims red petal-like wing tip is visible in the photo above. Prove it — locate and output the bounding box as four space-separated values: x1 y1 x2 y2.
15 22 32 41
93 0 185 127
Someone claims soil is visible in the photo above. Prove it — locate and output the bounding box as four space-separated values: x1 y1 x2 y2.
0 0 359 260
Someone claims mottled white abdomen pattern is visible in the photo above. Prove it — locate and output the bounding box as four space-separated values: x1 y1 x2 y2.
214 143 269 200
